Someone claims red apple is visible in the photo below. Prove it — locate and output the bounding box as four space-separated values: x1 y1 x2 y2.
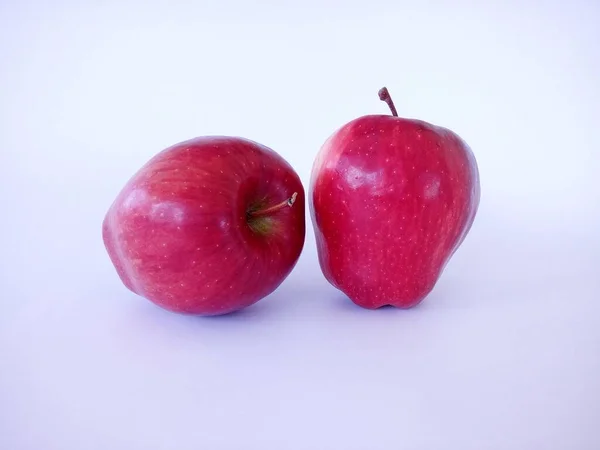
310 88 480 309
103 136 305 316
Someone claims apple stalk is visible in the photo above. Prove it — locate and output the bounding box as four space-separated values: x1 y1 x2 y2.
378 87 398 117
247 192 298 218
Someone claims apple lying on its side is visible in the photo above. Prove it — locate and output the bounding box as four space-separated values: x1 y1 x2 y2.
103 136 305 316
310 88 480 309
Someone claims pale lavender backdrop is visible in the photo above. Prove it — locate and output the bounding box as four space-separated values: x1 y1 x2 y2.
1 0 599 449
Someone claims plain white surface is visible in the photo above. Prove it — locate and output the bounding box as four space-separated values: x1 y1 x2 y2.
1 1 599 449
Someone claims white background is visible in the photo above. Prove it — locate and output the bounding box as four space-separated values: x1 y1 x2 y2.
1 0 599 449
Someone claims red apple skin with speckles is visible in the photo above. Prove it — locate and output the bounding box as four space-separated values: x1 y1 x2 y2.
310 112 480 309
103 136 305 316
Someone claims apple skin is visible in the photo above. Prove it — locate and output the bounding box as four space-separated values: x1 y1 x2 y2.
310 114 480 309
103 136 305 316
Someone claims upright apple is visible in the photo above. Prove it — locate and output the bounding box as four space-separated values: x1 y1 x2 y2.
310 88 480 309
103 136 305 316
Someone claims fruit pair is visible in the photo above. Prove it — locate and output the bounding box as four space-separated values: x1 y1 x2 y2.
102 88 480 315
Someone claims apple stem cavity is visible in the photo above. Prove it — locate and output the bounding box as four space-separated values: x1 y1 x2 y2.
248 192 298 218
378 87 398 117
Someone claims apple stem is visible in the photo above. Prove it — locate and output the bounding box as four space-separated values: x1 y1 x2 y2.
248 192 298 217
378 87 398 117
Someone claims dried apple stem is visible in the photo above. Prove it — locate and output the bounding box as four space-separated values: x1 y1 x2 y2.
248 192 298 217
378 87 398 117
